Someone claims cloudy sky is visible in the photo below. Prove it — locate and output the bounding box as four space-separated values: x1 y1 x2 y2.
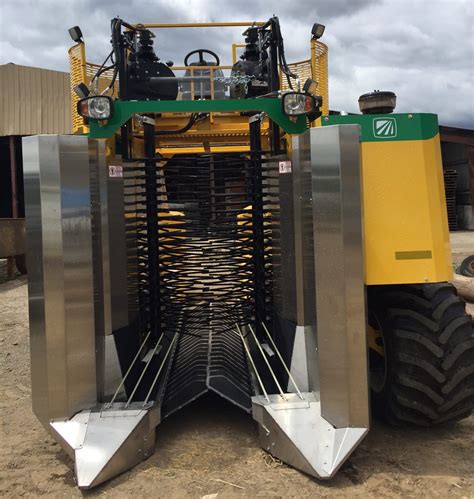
1 0 473 127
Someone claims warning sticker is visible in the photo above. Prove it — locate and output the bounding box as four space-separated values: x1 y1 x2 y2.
109 165 123 178
279 160 292 174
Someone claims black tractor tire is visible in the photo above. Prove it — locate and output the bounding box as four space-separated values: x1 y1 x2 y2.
368 283 474 426
459 255 474 277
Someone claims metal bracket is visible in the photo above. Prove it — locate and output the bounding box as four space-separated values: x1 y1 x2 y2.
136 114 156 127
252 393 368 478
50 403 160 489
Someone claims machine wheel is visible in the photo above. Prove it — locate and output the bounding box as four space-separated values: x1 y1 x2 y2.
367 283 474 426
459 255 474 277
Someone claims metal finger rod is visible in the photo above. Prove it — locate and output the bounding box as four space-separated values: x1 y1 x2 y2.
236 324 269 402
248 324 287 400
143 333 178 405
262 322 304 400
125 332 166 407
106 330 152 408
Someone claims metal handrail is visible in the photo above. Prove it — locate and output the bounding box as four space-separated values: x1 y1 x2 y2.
134 22 266 29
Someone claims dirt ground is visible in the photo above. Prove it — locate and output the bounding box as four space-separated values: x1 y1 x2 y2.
1 257 473 497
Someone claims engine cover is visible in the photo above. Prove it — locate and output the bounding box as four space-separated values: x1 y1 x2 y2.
127 59 178 101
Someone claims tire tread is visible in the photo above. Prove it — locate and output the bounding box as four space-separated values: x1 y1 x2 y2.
369 283 474 426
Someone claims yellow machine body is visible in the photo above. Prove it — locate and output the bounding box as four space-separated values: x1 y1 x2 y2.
69 24 452 287
322 114 453 285
362 135 452 284
325 113 452 285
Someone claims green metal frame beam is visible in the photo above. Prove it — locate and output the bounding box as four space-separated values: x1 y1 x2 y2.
322 113 439 142
88 98 308 138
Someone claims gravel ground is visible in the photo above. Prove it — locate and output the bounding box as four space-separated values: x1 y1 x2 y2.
0 227 474 499
1 267 473 498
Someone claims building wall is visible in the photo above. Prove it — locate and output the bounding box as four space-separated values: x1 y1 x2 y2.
440 126 474 230
0 63 71 136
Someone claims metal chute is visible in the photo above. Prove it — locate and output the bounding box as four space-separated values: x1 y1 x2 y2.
23 124 368 488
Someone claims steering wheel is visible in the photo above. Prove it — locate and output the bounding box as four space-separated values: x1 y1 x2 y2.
184 49 220 67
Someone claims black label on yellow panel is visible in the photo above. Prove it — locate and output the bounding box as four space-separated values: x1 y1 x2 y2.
395 250 433 260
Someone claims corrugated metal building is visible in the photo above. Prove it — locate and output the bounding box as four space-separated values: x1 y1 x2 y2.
0 63 71 136
1 63 73 276
0 63 71 221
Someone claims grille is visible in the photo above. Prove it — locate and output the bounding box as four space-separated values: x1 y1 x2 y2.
443 169 457 231
123 152 279 414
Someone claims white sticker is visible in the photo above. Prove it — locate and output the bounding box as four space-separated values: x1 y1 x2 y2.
279 160 292 174
109 165 123 178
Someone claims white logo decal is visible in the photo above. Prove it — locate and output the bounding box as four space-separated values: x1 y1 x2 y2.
373 117 397 138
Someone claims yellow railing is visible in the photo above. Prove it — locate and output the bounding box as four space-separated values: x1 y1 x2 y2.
69 43 118 133
232 44 246 64
134 22 266 28
280 41 329 117
68 43 88 133
68 29 329 134
311 40 329 116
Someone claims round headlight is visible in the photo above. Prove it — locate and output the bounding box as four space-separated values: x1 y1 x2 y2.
89 97 112 119
284 93 306 115
77 96 113 120
282 92 319 116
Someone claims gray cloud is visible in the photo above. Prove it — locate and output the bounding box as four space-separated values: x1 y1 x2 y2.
0 0 473 127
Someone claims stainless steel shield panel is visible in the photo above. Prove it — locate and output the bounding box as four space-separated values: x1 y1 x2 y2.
23 135 97 424
310 124 369 429
89 144 126 400
252 125 369 479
